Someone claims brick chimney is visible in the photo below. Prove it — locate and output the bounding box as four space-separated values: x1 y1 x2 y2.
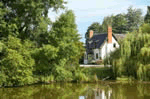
89 30 93 38
107 26 112 43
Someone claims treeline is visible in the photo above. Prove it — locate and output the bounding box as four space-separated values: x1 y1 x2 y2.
104 6 150 81
0 0 90 86
86 6 144 37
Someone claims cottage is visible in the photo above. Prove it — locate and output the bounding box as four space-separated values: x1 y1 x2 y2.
84 26 125 64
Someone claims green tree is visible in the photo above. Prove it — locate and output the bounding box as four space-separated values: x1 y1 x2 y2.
0 0 66 40
0 2 18 39
105 30 150 81
51 10 85 81
102 15 114 32
144 6 150 24
140 24 150 33
33 10 85 81
112 14 128 33
0 0 67 85
126 6 144 32
51 10 83 63
85 22 103 39
87 22 103 33
32 45 58 75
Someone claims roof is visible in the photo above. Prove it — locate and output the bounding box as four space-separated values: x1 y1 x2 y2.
88 33 108 49
86 33 126 54
114 34 126 41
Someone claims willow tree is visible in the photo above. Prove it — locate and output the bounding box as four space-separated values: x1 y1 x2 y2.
106 28 150 81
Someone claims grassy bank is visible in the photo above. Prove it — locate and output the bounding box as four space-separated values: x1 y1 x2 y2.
82 67 114 81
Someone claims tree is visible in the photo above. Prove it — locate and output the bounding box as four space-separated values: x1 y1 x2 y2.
0 0 66 40
0 2 18 39
51 10 84 66
0 0 68 85
102 15 114 32
33 10 85 81
126 6 144 32
85 22 103 39
87 22 103 33
105 30 150 81
0 0 88 85
52 10 85 81
144 6 150 24
112 14 128 33
140 24 150 33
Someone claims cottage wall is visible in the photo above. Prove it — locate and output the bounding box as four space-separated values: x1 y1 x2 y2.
101 37 119 59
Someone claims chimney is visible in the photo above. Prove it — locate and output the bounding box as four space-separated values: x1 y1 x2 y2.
89 30 93 38
107 26 112 43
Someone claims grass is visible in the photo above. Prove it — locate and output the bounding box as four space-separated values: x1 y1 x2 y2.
84 67 114 80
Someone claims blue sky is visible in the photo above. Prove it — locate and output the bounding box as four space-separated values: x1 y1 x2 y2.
48 0 149 43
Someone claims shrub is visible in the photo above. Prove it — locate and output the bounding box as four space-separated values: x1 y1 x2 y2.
55 66 73 82
0 36 35 86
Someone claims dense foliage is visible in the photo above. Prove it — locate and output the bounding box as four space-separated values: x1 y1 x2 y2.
85 22 103 38
103 6 150 81
104 24 150 81
112 14 128 33
0 36 35 86
0 0 66 40
0 0 88 86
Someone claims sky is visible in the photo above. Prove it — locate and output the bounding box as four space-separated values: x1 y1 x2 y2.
48 0 149 43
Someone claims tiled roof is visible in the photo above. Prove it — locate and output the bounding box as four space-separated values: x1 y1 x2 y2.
88 33 107 49
114 34 126 41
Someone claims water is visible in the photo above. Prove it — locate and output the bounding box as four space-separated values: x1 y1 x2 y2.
0 81 150 99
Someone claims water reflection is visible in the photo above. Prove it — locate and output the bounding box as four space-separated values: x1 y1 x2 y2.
79 86 112 99
0 82 150 99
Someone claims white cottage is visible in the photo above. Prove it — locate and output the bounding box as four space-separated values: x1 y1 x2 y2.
84 26 125 64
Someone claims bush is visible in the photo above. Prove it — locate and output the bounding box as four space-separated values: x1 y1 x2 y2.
55 66 73 82
0 36 35 86
87 67 114 80
38 75 54 83
74 72 89 82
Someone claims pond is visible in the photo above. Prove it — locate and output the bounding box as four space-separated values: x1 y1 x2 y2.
0 81 150 99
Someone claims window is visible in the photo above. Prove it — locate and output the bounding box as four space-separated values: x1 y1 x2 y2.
96 53 98 59
113 43 116 48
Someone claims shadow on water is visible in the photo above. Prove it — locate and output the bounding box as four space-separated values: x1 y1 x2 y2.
1 82 150 99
